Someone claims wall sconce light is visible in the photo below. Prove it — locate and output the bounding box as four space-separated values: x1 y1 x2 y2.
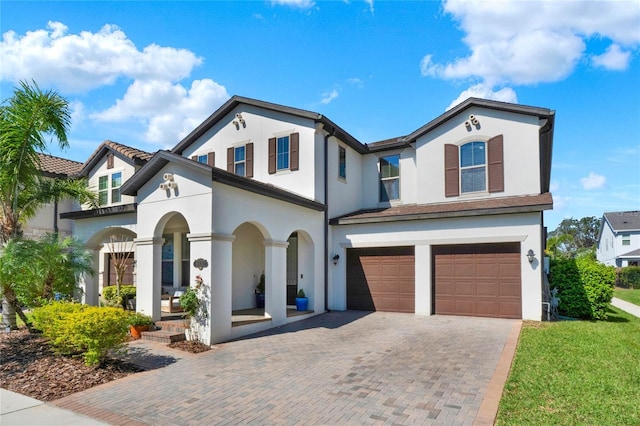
526 249 535 264
332 254 340 265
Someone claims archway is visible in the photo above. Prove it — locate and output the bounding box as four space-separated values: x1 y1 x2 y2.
231 222 266 311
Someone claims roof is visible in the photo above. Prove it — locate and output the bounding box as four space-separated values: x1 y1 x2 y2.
620 248 640 258
79 140 154 176
172 95 368 155
37 153 83 178
330 193 553 225
603 211 640 232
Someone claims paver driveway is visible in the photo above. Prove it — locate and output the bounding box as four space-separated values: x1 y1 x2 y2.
54 311 516 425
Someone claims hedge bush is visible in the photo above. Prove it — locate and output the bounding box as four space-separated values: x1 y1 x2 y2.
102 285 136 308
550 257 615 320
617 266 640 289
31 301 130 366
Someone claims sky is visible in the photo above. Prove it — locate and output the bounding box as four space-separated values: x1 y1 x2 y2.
1 0 639 231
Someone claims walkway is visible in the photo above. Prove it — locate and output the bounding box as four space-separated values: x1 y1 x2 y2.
7 312 520 425
611 297 640 318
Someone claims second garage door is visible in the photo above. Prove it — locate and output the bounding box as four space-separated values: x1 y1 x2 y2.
433 243 522 319
347 247 415 313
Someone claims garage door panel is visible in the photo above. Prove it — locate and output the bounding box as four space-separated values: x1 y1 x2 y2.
434 243 522 319
347 247 415 313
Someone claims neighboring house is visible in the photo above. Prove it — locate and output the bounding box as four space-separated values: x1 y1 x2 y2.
22 153 83 240
60 96 555 345
597 211 640 267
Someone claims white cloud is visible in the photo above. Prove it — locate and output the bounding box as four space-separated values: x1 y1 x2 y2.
320 89 339 105
422 0 640 103
446 83 517 110
364 0 375 14
92 79 229 145
270 0 315 9
591 44 631 71
1 21 203 93
580 172 607 190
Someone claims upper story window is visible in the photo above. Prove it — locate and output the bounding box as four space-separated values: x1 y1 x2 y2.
192 152 215 166
622 233 631 246
234 146 246 176
445 135 504 198
277 136 290 170
338 146 346 180
379 154 400 202
269 133 299 174
197 154 208 164
98 171 122 206
226 143 253 177
460 141 486 193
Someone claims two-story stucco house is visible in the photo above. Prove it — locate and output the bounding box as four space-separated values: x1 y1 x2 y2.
597 211 640 267
61 96 554 345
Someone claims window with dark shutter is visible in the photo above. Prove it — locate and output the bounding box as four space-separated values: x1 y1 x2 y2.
207 152 215 167
290 132 299 171
268 137 276 174
107 153 114 169
191 155 198 161
444 144 459 197
246 143 254 178
487 134 504 193
227 147 234 173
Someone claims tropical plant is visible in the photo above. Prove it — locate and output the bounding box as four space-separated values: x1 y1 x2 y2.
127 311 153 327
0 80 97 329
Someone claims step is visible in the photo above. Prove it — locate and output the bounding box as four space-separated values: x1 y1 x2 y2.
141 329 185 343
155 320 189 333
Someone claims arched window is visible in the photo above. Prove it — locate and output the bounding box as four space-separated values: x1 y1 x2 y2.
460 141 486 193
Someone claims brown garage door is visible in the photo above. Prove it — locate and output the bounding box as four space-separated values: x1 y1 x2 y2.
347 247 415 313
434 243 521 319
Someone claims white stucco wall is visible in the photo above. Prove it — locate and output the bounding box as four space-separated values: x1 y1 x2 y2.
329 212 544 321
85 154 137 208
327 137 365 218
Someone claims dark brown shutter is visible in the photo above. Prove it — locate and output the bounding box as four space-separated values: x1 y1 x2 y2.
227 147 234 173
268 137 276 174
191 155 198 161
107 153 114 169
444 144 459 197
487 134 504 193
246 143 254 178
290 132 299 171
207 152 215 167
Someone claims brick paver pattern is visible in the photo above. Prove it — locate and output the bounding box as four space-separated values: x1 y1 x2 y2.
54 311 515 425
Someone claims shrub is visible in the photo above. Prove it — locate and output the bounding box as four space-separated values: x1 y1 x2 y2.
31 301 130 366
550 257 615 320
127 311 153 327
102 285 136 308
617 266 640 289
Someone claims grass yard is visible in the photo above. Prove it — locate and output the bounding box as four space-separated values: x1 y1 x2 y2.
614 288 640 306
496 307 640 425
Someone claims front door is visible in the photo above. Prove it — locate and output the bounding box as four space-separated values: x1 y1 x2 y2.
286 233 298 305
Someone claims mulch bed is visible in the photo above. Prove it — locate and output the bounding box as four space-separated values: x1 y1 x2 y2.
0 327 212 402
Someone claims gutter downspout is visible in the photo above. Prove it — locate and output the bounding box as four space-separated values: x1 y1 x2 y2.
323 127 336 313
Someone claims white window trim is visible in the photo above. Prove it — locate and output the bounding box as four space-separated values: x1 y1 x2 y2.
378 153 401 203
459 141 487 195
97 169 124 207
338 145 347 182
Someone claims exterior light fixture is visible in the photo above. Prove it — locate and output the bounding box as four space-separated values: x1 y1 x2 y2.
526 249 535 264
332 254 340 265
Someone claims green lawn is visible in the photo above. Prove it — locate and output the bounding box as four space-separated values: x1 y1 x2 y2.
614 288 640 306
496 307 640 425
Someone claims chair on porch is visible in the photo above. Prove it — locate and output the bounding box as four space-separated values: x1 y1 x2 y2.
161 290 185 313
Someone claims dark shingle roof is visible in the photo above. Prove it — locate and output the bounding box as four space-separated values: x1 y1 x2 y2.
604 211 640 232
37 153 83 178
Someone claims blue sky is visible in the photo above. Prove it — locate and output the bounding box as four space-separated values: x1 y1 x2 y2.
1 0 639 231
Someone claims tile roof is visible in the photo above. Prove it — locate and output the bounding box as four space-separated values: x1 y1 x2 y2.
79 140 154 176
603 211 640 232
37 153 83 178
330 193 553 225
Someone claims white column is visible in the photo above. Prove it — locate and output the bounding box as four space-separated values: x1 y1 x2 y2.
134 237 163 321
415 244 431 316
173 231 182 287
81 245 102 306
264 239 288 325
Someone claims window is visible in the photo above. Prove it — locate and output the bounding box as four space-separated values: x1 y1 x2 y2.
98 172 122 206
234 146 246 176
338 146 346 180
622 233 631 246
460 141 486 193
379 154 400 202
197 154 208 164
277 136 290 171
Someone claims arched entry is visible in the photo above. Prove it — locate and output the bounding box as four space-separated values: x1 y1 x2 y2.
157 213 191 290
286 230 314 308
231 222 266 311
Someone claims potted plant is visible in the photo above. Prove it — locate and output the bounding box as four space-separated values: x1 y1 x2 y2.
255 272 265 308
128 312 153 339
295 289 308 311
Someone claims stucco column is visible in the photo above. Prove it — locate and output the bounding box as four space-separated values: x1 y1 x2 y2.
80 245 102 306
264 239 289 325
134 236 163 321
415 244 431 315
173 231 182 287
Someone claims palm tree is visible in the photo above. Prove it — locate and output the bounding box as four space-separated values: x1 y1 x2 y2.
0 80 97 329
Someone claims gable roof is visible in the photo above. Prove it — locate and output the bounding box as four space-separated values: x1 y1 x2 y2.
37 153 83 178
172 95 367 155
79 140 154 177
603 211 640 232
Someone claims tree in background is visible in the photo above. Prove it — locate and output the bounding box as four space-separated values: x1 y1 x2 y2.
546 216 600 259
0 80 97 329
105 234 135 304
